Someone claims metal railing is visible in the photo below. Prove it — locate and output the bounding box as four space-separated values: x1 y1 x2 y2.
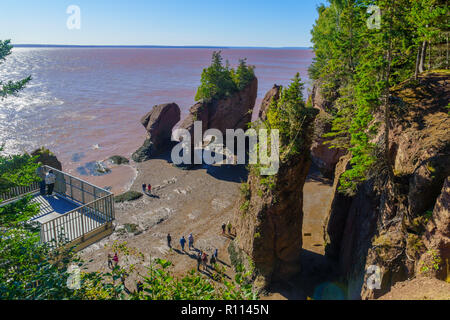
39 193 115 247
0 165 115 247
0 182 40 205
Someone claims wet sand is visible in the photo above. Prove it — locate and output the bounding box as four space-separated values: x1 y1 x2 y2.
78 164 138 195
302 166 334 254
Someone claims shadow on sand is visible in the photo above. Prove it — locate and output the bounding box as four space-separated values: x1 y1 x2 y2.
144 192 160 199
151 150 249 183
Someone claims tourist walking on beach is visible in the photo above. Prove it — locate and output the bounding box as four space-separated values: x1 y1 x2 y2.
167 233 172 249
113 252 119 267
213 248 218 260
142 184 147 193
147 184 152 194
227 221 232 235
180 236 186 252
188 233 194 250
45 170 56 196
36 163 46 196
197 252 202 271
201 252 208 270
210 254 217 270
107 253 113 269
222 223 226 235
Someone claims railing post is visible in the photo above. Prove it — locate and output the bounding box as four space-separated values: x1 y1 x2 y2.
70 176 73 200
80 208 85 242
39 224 44 244
52 220 57 248
81 181 85 204
104 197 108 230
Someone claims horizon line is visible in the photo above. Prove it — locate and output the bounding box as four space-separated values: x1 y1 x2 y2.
13 44 312 50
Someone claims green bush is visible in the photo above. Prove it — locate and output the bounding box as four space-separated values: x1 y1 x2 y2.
195 51 255 102
240 200 250 214
240 182 251 199
228 241 244 272
109 155 130 165
114 191 143 203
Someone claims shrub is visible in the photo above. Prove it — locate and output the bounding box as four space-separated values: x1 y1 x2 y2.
228 241 244 272
109 155 130 165
240 182 251 199
114 191 143 203
406 233 425 258
420 250 443 276
240 200 250 214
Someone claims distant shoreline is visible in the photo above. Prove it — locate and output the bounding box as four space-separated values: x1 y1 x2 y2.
14 44 312 50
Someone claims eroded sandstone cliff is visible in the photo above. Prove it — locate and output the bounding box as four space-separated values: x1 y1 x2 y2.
132 103 181 162
323 72 450 299
310 83 346 178
232 85 318 288
180 77 258 137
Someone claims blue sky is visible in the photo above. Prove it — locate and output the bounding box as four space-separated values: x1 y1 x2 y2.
0 0 325 47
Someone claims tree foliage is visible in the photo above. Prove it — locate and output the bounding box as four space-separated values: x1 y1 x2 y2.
0 40 31 98
266 73 317 154
309 0 449 194
195 51 255 102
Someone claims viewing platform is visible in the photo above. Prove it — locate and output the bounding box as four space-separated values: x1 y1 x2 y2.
0 165 115 251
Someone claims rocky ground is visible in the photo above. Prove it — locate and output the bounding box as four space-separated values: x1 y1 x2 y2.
80 153 248 290
378 277 450 300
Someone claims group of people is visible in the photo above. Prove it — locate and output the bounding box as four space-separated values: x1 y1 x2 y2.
166 233 219 272
107 224 232 287
196 249 219 272
107 252 119 269
36 164 57 197
142 183 152 195
167 233 196 252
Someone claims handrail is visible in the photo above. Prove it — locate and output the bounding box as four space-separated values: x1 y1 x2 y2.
0 182 40 204
42 165 112 195
2 165 115 247
39 193 115 246
36 194 112 222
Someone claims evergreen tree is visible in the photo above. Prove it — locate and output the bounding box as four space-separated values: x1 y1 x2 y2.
0 40 31 98
195 51 255 102
266 73 317 154
309 0 448 194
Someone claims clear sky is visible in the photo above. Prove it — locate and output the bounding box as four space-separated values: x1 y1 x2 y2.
0 0 325 47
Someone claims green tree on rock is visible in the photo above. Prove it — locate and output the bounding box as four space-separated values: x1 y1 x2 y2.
195 51 255 102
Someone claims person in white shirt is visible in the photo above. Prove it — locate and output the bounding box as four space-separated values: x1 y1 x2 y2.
45 170 56 196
